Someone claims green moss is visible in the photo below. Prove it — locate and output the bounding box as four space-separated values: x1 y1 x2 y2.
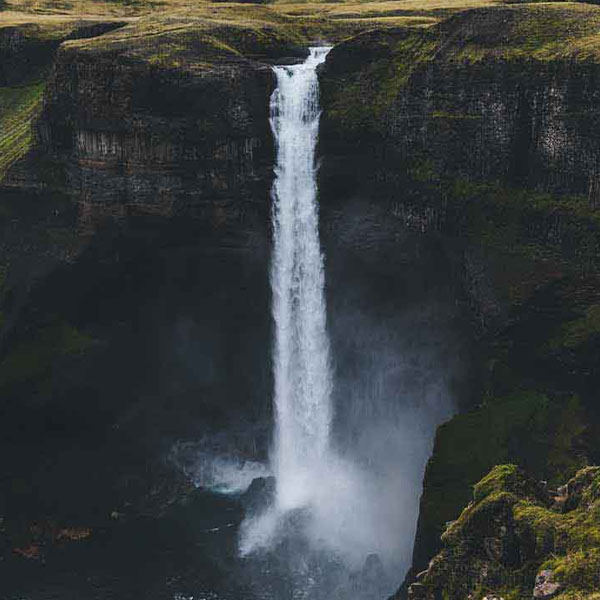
0 322 94 389
415 392 587 574
550 549 600 591
514 468 600 553
443 489 520 544
419 465 600 598
0 80 45 181
473 464 526 502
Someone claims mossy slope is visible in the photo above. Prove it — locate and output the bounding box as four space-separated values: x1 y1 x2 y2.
412 392 587 576
407 465 600 600
0 80 44 181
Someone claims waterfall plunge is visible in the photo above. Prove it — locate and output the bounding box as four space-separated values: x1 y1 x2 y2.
239 47 349 555
270 47 333 512
239 49 418 579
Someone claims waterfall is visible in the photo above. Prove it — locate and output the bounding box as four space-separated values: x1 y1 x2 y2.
270 47 333 512
239 49 446 583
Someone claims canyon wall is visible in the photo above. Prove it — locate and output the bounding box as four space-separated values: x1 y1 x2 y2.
319 5 600 596
3 4 600 597
0 17 306 528
34 20 305 239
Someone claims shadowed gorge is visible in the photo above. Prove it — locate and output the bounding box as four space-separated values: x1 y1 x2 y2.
1 1 600 599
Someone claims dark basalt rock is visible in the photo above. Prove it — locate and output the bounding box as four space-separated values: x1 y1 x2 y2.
240 475 276 515
36 48 276 240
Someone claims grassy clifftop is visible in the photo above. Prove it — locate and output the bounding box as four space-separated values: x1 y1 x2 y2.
322 3 600 134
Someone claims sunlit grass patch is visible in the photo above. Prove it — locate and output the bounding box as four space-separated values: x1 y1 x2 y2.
0 80 45 182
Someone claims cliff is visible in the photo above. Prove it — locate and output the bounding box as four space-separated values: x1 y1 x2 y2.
33 12 311 237
2 1 600 596
319 3 600 592
322 3 600 194
0 18 126 184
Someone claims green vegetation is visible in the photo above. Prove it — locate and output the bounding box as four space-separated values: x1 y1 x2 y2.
444 4 600 63
0 80 45 182
323 3 600 134
549 304 600 350
3 0 504 22
55 1 441 70
473 463 541 503
415 465 600 599
64 12 305 67
415 392 587 576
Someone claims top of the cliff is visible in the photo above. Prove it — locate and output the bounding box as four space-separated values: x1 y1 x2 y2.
0 0 542 45
438 2 600 62
326 2 600 66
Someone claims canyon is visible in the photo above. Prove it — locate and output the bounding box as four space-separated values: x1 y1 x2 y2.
1 1 600 598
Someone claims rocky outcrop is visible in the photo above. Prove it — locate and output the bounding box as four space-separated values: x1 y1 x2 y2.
400 465 600 600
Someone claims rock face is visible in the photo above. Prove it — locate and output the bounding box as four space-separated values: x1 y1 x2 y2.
0 21 126 86
321 5 600 197
401 465 600 600
0 15 309 540
319 4 600 594
35 19 306 238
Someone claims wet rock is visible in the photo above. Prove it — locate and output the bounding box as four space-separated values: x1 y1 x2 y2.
240 476 275 515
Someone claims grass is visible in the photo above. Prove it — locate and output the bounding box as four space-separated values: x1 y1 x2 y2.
442 3 600 63
0 0 521 48
0 80 45 182
2 0 503 20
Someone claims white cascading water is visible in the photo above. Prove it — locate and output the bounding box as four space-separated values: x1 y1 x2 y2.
239 49 451 584
239 48 340 555
270 47 333 512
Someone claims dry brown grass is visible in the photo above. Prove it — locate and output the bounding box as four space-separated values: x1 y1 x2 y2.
0 0 504 26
